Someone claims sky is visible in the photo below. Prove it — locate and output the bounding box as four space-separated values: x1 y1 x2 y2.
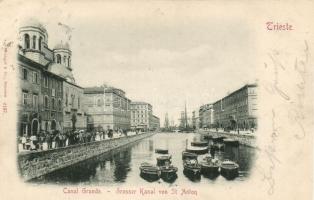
23 3 257 126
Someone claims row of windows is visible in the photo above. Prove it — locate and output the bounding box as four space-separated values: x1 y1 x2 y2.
55 54 71 67
24 34 43 51
132 119 148 123
22 92 38 108
131 105 150 109
22 69 39 84
132 110 147 114
22 68 62 91
65 93 80 109
131 114 147 118
22 92 62 111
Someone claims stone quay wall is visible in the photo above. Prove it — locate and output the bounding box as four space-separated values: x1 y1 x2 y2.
198 130 256 147
18 132 155 181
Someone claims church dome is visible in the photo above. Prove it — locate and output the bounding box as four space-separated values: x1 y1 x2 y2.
54 42 70 50
20 18 47 34
48 63 75 83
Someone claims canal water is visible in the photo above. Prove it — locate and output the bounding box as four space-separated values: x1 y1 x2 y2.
31 133 255 186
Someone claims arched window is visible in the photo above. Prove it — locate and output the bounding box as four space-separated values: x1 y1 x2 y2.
71 94 75 107
58 99 62 111
51 98 55 110
63 56 67 66
65 93 68 106
24 34 30 49
38 37 42 51
97 99 101 107
68 56 71 67
44 96 49 109
56 54 61 64
32 35 36 49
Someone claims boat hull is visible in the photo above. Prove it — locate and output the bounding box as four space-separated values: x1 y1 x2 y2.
191 141 208 147
203 135 213 140
182 152 198 160
186 147 209 154
155 149 168 154
183 164 201 176
212 137 226 143
200 164 219 175
160 166 178 180
183 168 201 176
220 167 239 179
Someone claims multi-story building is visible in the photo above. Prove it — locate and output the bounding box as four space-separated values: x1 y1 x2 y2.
18 19 65 136
130 102 153 131
192 110 200 130
48 42 87 131
150 115 160 131
18 19 87 136
83 85 131 132
213 84 257 130
199 104 214 129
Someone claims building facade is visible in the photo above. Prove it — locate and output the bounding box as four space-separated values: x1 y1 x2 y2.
83 85 131 132
130 102 153 131
48 42 87 131
213 84 257 131
192 110 200 130
18 19 87 136
18 19 65 136
150 115 160 131
199 104 214 129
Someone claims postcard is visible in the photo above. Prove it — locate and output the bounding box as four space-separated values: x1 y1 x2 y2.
0 0 313 200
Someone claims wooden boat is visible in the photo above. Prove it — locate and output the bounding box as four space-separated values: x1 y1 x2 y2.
223 138 239 146
186 145 209 154
183 159 201 176
191 141 208 147
156 155 172 166
200 155 220 175
139 162 161 179
212 136 226 143
155 148 168 154
156 155 177 180
220 160 239 179
203 135 213 140
182 151 198 160
210 143 225 151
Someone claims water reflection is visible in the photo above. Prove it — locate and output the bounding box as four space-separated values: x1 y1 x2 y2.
31 133 255 185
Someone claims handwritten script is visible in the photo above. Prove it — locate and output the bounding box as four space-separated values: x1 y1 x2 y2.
259 40 309 195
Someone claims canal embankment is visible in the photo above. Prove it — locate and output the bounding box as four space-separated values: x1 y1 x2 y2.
18 132 155 181
198 130 256 148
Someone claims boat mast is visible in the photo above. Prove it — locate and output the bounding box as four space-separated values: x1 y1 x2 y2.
184 101 188 129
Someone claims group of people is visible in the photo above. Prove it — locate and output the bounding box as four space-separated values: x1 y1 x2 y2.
18 129 130 152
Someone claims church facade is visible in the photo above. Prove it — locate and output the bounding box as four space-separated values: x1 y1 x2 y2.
17 19 86 136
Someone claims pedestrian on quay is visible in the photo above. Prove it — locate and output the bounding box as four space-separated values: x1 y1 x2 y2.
65 131 69 147
95 132 100 141
21 134 27 149
91 131 95 142
30 134 38 151
53 132 60 148
39 132 45 150
79 130 84 143
101 131 106 140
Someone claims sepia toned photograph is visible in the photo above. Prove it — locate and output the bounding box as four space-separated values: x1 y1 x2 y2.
0 1 313 200
16 13 257 185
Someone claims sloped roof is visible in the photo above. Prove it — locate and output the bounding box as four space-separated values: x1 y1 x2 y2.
48 63 75 83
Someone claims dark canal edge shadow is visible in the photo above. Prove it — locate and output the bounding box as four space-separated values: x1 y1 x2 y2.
28 139 144 185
